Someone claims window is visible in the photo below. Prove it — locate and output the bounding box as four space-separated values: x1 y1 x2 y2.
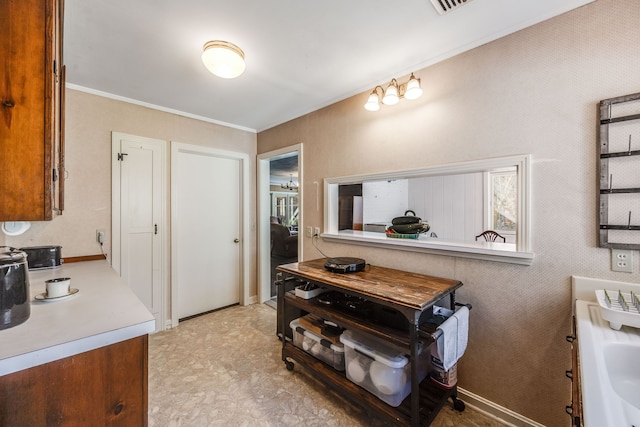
272 192 298 228
488 169 517 234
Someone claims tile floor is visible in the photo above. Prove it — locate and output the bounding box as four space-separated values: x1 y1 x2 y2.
148 303 504 427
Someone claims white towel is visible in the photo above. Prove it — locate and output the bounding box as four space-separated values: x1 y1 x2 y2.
435 306 469 371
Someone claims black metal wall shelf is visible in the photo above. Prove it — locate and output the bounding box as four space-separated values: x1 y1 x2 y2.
600 113 640 125
600 150 640 159
600 225 640 231
598 91 640 249
600 188 640 194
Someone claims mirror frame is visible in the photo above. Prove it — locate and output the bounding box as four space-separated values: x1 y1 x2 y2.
323 154 534 265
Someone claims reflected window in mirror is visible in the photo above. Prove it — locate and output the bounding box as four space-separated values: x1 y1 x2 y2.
486 168 517 242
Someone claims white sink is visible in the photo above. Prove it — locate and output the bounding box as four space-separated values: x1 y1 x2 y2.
572 276 640 427
603 343 640 414
574 276 640 427
576 302 640 427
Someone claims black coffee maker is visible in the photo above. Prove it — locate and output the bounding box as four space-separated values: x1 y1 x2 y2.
0 246 30 330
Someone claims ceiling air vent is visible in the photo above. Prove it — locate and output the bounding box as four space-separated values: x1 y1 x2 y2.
429 0 474 15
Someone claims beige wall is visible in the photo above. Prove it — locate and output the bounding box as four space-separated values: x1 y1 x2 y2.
3 89 258 304
257 0 640 425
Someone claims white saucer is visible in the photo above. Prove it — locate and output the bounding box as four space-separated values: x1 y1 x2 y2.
34 288 79 301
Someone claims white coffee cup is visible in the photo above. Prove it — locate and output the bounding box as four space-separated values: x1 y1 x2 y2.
45 277 71 298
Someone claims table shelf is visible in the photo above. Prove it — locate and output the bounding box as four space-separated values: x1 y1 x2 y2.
276 259 466 427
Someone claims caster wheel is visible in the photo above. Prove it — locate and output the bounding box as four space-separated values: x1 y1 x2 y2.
285 360 294 371
452 398 465 412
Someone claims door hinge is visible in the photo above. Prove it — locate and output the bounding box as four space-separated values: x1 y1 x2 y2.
117 153 128 161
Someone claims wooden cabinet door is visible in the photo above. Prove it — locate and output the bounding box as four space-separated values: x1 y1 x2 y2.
0 0 64 221
0 336 149 426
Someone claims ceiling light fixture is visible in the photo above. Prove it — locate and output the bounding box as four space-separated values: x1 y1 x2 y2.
201 40 246 79
281 174 299 191
364 73 423 111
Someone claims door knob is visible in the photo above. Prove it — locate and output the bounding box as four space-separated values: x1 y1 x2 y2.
234 238 240 243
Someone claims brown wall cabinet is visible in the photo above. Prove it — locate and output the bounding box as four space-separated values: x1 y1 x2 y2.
0 336 148 426
0 0 65 221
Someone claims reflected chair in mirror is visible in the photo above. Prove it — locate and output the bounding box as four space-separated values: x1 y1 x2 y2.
475 230 506 243
270 223 298 259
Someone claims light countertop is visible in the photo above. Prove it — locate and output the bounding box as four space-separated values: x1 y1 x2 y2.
0 260 155 376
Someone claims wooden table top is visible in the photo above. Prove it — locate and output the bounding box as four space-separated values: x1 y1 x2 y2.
277 258 462 312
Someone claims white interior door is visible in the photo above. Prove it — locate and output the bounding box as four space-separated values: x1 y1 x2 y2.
112 132 166 332
173 146 241 319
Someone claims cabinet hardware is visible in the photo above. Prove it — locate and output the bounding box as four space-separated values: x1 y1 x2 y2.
566 335 575 343
154 224 158 235
2 100 15 108
117 153 128 161
234 238 240 243
565 369 573 380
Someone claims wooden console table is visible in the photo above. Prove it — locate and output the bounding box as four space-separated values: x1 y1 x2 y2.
276 258 466 426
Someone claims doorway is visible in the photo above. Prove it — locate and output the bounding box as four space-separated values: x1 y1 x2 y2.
170 142 250 327
257 144 303 304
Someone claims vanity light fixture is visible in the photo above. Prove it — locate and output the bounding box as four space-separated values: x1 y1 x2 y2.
364 73 423 111
201 40 246 79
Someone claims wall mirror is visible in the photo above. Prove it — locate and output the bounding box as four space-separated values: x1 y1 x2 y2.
323 155 534 265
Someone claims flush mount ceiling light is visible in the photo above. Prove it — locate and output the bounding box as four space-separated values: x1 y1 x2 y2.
364 73 423 112
201 40 246 79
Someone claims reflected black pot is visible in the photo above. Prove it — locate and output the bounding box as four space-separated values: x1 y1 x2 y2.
0 247 30 330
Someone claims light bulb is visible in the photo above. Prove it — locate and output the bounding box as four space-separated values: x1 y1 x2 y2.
404 74 423 100
364 92 380 111
382 83 399 105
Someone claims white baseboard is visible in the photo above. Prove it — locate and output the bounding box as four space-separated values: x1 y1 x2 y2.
458 387 546 427
248 295 258 305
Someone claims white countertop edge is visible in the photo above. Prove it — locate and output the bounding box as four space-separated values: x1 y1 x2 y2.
575 301 615 427
0 319 155 376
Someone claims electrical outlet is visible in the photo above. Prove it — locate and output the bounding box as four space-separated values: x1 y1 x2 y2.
314 227 320 237
611 249 633 273
306 226 313 238
96 229 105 245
